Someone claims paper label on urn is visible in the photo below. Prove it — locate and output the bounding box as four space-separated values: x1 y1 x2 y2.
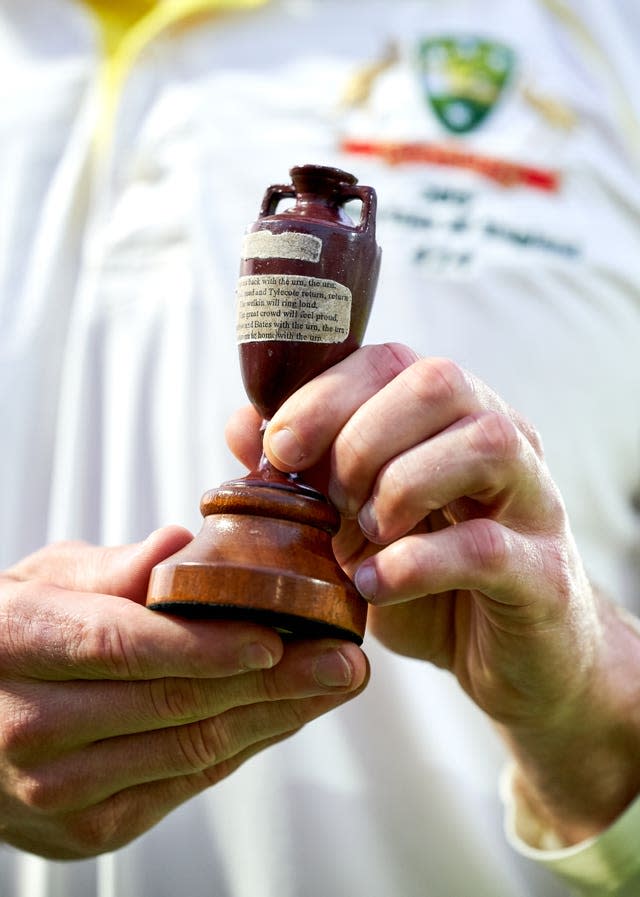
236 274 352 344
241 230 322 263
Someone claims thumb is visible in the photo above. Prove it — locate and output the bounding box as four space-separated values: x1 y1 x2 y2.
225 404 263 470
6 526 194 604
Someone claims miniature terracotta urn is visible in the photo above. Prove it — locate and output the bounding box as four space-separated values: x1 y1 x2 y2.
146 165 381 643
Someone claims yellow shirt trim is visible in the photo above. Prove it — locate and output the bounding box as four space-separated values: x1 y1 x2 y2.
82 0 270 151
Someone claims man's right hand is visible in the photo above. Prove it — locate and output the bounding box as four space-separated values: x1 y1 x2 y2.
0 528 367 859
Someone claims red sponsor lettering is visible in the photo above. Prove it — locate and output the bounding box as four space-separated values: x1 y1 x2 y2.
340 139 560 192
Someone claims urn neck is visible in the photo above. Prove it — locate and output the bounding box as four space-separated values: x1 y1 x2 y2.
289 164 358 224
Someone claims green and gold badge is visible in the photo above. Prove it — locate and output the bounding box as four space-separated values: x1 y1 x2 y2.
417 36 515 134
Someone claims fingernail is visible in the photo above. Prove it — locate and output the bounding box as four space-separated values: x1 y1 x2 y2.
313 649 354 688
355 563 378 601
358 501 379 540
240 643 276 671
268 427 304 467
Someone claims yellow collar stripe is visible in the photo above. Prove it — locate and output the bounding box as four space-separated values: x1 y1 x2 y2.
82 0 270 150
82 0 157 57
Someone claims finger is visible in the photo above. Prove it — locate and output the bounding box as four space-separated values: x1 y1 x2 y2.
225 404 264 469
41 728 315 858
314 356 543 519
357 410 560 545
354 518 557 619
0 580 285 681
263 343 418 474
329 357 479 516
1 641 368 754
328 357 544 518
14 688 362 817
6 527 194 604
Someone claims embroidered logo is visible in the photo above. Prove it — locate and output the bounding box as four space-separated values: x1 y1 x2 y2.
417 36 515 134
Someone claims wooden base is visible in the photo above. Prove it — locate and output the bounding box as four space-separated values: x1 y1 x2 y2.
146 476 367 644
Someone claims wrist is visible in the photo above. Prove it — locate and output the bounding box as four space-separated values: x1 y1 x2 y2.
498 598 640 845
501 762 640 896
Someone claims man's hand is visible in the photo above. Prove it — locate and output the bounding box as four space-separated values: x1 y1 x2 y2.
0 528 367 858
228 343 640 846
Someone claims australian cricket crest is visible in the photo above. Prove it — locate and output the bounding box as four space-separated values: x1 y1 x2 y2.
417 36 515 134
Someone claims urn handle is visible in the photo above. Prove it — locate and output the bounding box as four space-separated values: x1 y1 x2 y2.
259 185 296 218
337 183 377 235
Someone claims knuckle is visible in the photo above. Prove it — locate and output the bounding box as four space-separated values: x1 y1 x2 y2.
254 668 284 703
175 718 225 770
0 583 104 681
14 769 70 814
470 411 521 463
176 703 308 778
0 578 28 615
0 699 50 761
0 585 50 673
275 697 313 732
374 457 418 530
148 677 201 723
63 803 130 857
335 421 371 475
381 536 425 591
463 519 509 573
361 342 417 385
408 356 468 407
377 460 406 512
62 824 111 858
75 617 138 679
